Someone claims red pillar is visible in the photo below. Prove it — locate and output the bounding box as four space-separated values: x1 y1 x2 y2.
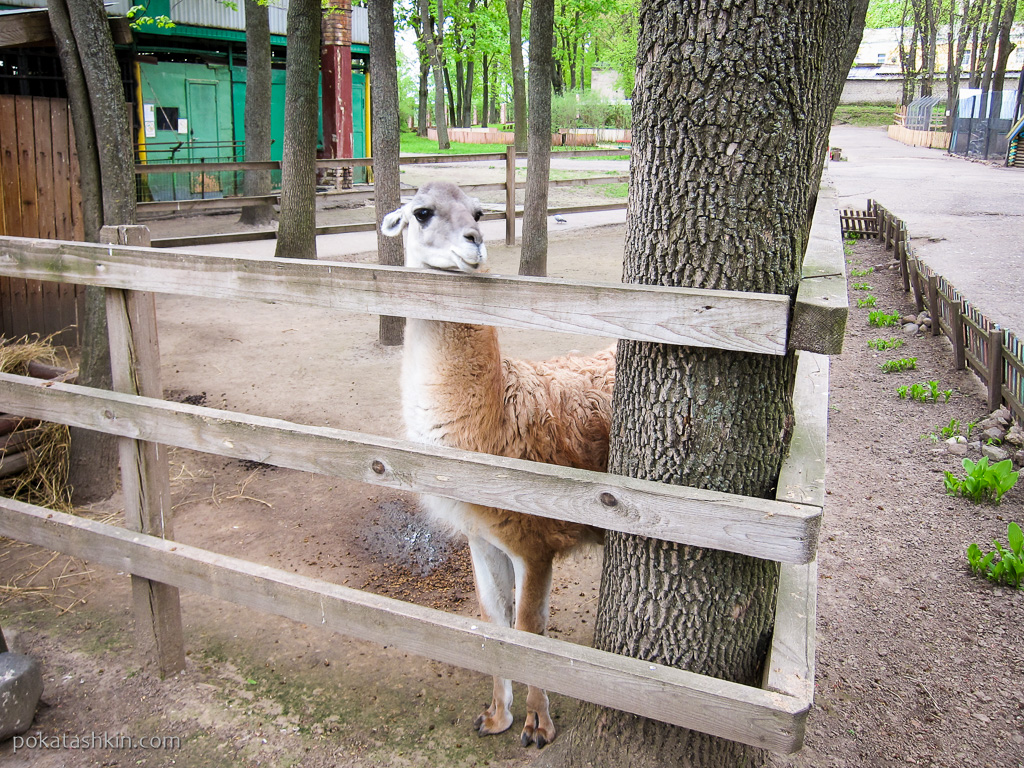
321 0 353 185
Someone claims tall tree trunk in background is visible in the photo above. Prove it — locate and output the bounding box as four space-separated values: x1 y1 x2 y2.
519 0 554 277
368 1 404 346
505 0 527 151
481 53 490 126
48 0 135 502
415 9 429 135
988 0 1017 121
543 3 867 767
422 0 449 149
240 0 274 227
443 65 458 127
274 0 320 260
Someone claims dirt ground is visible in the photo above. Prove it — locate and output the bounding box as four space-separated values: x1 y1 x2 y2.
2 174 1023 767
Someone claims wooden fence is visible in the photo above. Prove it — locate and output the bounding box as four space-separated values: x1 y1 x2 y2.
0 184 846 753
842 201 1024 422
0 94 86 346
140 147 631 250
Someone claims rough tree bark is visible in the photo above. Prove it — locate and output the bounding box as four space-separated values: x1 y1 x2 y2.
274 0 321 260
48 0 135 502
368 0 405 346
505 0 527 152
540 3 867 767
421 0 450 149
240 0 275 228
519 0 554 277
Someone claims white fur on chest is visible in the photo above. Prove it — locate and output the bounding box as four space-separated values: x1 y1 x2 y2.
400 319 450 446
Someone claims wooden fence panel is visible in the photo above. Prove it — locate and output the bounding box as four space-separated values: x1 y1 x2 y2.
0 95 84 346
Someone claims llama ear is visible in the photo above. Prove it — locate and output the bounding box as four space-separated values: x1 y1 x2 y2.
381 206 408 237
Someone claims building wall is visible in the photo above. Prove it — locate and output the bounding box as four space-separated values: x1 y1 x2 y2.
841 74 1022 104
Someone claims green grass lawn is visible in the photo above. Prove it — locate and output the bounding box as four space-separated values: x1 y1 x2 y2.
398 131 630 157
832 103 898 127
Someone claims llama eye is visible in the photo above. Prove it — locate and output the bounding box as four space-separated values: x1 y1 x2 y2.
473 210 482 222
413 208 433 224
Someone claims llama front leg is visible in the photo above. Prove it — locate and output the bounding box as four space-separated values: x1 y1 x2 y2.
512 556 556 748
467 536 515 736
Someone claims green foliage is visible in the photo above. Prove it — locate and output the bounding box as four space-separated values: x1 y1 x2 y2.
880 357 917 373
867 337 904 351
852 282 873 291
850 266 875 277
897 380 952 403
869 310 901 327
126 5 174 29
550 91 631 131
856 295 878 308
946 458 1019 505
832 103 900 127
966 523 1024 589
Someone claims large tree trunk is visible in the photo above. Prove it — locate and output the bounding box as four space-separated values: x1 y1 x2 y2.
415 10 429 136
48 0 135 502
274 0 320 260
240 0 275 228
544 3 867 767
368 0 404 346
505 0 527 152
421 0 449 149
519 0 554 277
481 53 490 127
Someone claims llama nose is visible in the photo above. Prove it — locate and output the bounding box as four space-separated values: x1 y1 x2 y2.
463 228 482 245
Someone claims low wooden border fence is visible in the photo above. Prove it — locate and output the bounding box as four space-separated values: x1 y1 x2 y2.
842 201 1024 423
0 184 846 753
138 148 631 249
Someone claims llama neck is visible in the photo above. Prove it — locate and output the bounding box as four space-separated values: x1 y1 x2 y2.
401 318 504 453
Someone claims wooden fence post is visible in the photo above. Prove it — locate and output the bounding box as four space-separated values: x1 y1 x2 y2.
909 257 924 313
505 146 516 246
898 232 911 293
952 299 967 371
986 324 1004 413
101 224 186 678
927 274 941 336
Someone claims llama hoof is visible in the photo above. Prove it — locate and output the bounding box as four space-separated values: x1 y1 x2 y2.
474 708 513 736
520 711 555 748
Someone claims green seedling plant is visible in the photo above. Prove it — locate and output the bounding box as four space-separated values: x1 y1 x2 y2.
966 522 1023 589
897 380 952 403
852 282 873 291
856 295 878 308
945 457 1019 504
880 357 917 373
869 310 901 328
868 337 904 351
850 266 875 277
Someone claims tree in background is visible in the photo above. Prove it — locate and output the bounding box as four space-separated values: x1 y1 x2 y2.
369 1 405 346
505 0 527 151
47 0 136 501
540 2 867 767
239 0 274 228
274 0 320 260
519 0 554 276
420 0 451 148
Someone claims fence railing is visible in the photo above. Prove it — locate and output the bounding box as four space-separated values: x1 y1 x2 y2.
840 201 1024 423
137 147 631 249
0 183 846 754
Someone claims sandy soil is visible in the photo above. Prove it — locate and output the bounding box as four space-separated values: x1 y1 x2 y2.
2 179 1023 767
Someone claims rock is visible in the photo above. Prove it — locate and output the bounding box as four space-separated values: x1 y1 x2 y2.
0 652 43 742
902 323 919 335
1015 450 1024 468
916 311 930 324
982 426 1005 443
994 406 1012 422
901 315 918 325
946 440 968 456
981 443 1011 463
1006 425 1024 447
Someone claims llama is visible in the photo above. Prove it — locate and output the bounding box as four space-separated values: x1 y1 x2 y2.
381 182 615 747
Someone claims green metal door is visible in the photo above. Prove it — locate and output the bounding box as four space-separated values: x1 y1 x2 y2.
352 72 366 184
187 80 222 197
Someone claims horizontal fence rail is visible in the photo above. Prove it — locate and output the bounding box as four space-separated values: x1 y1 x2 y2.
842 201 1024 423
0 372 821 564
0 237 790 355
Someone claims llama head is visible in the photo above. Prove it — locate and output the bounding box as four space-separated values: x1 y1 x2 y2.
381 182 488 273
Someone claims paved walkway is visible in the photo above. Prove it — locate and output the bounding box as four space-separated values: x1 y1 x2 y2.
827 124 1024 337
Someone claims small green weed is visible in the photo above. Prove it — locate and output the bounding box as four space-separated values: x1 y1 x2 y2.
897 380 952 403
880 357 917 373
869 310 901 328
868 337 904 351
924 418 978 442
852 282 873 291
945 457 1019 504
850 266 875 277
967 522 1024 589
856 295 878 308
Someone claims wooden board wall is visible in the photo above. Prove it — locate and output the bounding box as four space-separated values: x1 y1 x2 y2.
0 94 85 347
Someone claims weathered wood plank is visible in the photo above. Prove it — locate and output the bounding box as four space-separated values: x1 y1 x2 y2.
0 96 23 237
0 237 790 355
763 560 817 704
0 498 808 753
0 373 821 564
776 351 829 509
790 184 847 355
